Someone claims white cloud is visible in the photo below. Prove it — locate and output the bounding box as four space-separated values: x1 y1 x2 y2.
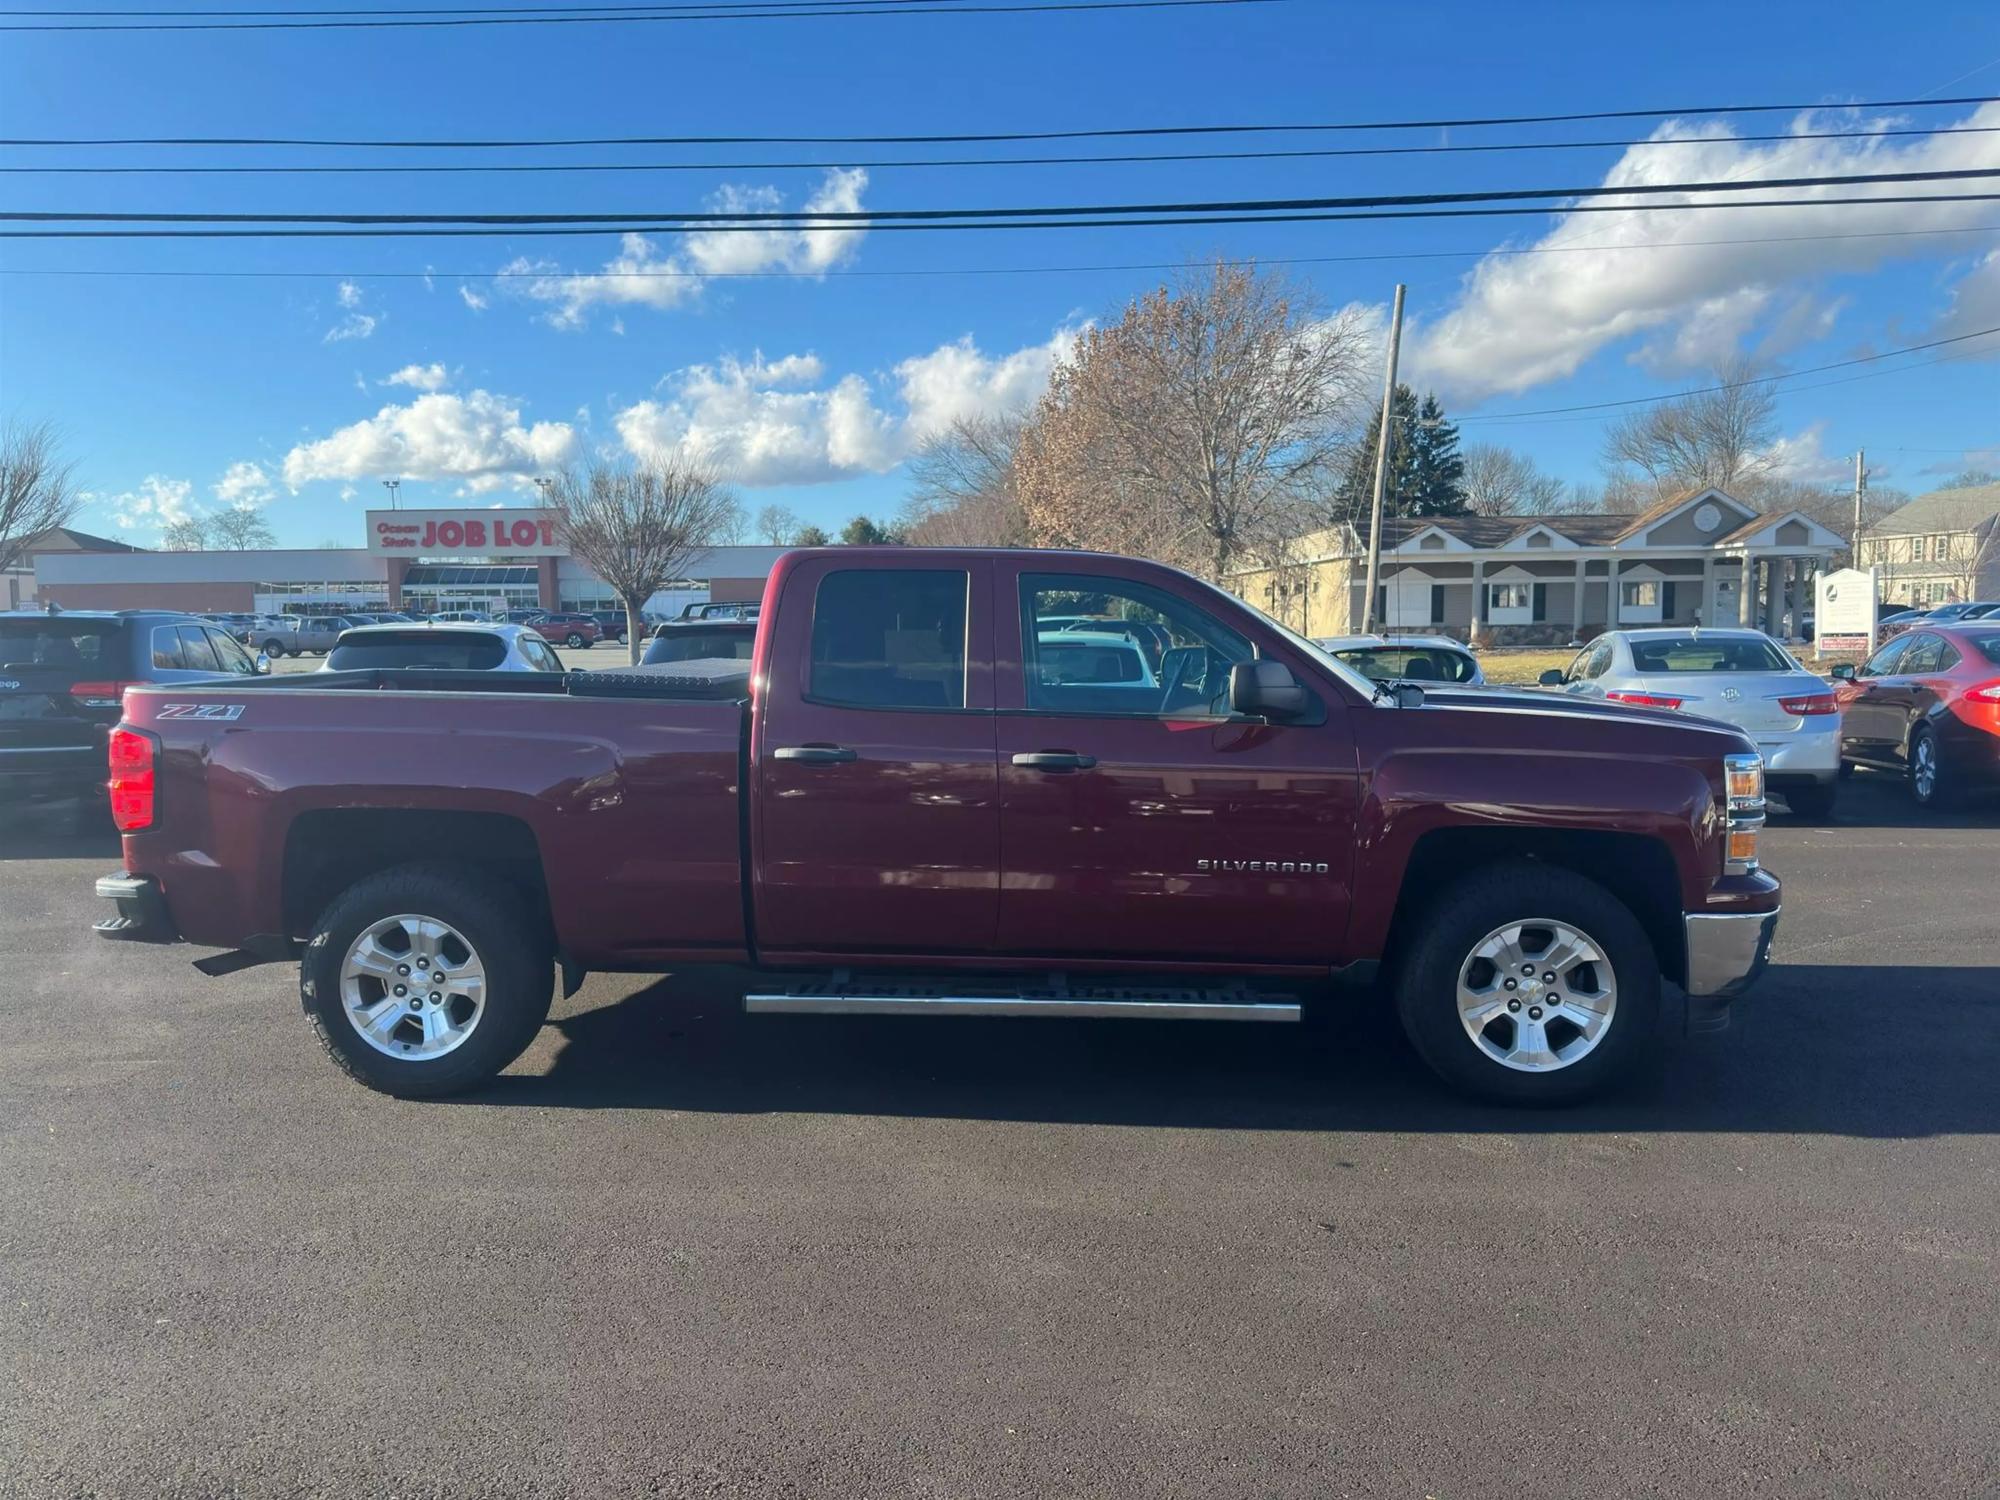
1933 247 2000 344
106 475 196 532
1404 103 2000 401
458 283 489 313
382 362 450 391
1761 423 1856 486
213 460 274 507
325 281 379 343
497 169 868 329
282 389 579 493
615 326 1078 487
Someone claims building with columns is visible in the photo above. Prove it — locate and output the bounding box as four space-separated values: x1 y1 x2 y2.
1231 487 1845 645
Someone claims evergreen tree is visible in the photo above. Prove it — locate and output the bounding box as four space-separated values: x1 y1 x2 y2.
793 524 831 547
1332 384 1419 529
1408 392 1467 516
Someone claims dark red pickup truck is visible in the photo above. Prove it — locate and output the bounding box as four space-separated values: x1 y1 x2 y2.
94 547 1780 1104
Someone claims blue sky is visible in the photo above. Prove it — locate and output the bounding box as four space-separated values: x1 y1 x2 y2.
2 0 1997 548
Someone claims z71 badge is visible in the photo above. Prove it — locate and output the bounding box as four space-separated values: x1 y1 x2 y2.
156 703 245 721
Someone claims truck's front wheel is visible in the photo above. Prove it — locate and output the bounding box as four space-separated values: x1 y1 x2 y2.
299 863 552 1098
1395 863 1659 1105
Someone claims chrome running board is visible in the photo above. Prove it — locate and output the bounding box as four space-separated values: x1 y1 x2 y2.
745 976 1299 1023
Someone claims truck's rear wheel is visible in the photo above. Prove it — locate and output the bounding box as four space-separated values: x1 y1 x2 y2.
299 863 552 1098
1395 863 1659 1105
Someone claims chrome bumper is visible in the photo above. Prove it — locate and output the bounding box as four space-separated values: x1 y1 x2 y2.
1684 906 1780 1001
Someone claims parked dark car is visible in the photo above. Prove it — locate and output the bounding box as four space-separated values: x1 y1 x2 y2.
642 616 758 664
1832 624 2000 808
589 609 631 644
1 609 265 826
528 611 602 649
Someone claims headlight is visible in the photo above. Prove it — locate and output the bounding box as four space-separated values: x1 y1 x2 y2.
1722 752 1765 874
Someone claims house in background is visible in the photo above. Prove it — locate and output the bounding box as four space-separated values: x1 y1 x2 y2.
1232 487 1845 646
1856 482 2000 607
2 526 145 610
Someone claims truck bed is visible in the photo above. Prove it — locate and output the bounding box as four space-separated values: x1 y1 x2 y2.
220 659 753 701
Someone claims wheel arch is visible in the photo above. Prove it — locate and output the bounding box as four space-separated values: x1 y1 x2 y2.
282 808 552 944
1382 827 1686 989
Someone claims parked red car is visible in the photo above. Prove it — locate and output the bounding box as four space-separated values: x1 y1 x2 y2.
527 612 600 649
1832 624 2000 807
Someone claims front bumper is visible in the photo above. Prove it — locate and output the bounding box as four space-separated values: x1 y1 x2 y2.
1683 905 1780 1031
93 872 180 944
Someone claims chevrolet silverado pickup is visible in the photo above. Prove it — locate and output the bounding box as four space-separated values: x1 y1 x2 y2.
92 547 1781 1104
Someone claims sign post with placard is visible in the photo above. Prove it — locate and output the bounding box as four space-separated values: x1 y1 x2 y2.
1815 565 1877 659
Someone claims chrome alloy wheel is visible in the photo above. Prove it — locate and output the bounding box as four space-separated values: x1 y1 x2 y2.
339 913 488 1061
1455 919 1618 1073
1913 734 1939 801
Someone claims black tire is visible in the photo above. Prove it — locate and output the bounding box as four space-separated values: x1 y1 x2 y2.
565 632 587 649
1908 725 1956 809
299 862 553 1099
262 639 285 659
1782 781 1838 820
1394 862 1661 1106
1838 759 1855 780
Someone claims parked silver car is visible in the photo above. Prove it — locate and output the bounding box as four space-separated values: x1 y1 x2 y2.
1314 634 1484 686
317 622 565 673
254 615 360 658
1541 628 1840 817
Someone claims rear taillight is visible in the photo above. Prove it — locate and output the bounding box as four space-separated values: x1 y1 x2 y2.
1967 680 2000 704
1777 692 1838 716
107 726 158 832
70 680 137 710
1605 690 1684 710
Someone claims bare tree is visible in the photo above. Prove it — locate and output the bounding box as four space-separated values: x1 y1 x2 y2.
1461 443 1570 516
1601 358 1779 500
545 455 738 664
902 413 1027 546
714 498 748 545
754 503 803 545
1014 258 1370 581
158 515 211 551
0 421 82 578
208 504 276 550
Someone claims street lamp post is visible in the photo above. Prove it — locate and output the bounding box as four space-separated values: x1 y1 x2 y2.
381 478 401 511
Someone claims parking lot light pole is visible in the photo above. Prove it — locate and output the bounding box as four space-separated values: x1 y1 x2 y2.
381 478 401 511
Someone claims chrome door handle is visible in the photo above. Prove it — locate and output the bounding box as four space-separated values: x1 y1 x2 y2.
1011 751 1097 771
774 744 857 764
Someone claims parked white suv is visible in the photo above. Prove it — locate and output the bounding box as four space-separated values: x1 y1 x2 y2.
1542 628 1840 818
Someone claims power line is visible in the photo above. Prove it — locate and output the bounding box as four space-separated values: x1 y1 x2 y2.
0 0 1274 29
8 95 1997 148
1456 325 2000 424
8 124 1993 176
0 0 992 11
14 165 2000 227
11 192 2000 238
5 223 1992 278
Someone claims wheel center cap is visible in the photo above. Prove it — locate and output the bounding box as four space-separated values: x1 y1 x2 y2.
1520 977 1545 1002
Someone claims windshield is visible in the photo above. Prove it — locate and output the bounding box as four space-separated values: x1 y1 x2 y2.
0 618 122 672
326 631 509 671
645 626 757 664
1628 635 1794 673
1331 645 1478 684
1207 585 1386 700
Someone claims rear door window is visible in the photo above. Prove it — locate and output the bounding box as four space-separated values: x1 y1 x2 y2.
150 626 187 670
809 569 969 710
176 625 222 672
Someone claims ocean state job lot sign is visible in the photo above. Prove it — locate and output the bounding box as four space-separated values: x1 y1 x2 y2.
1816 565 1878 657
365 508 566 556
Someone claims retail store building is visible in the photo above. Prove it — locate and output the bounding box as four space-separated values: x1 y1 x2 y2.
31 508 786 618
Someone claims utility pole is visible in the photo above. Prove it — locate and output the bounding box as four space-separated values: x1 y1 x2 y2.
1359 283 1406 635
1851 447 1866 561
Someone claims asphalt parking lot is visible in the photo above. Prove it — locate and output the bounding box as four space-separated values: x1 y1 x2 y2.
2 775 1995 1499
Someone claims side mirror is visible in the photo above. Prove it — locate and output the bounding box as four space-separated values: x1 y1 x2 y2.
1538 668 1567 687
255 653 273 676
1829 662 1857 681
1229 659 1308 720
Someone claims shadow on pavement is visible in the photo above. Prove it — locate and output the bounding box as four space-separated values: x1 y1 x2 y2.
1778 769 1999 829
0 800 122 861
453 958 2000 1138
